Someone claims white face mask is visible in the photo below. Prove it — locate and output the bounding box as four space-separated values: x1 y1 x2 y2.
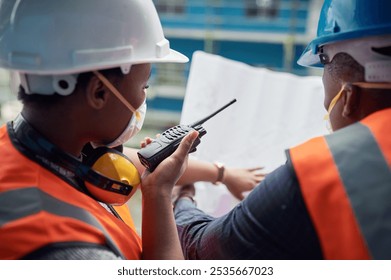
91 71 147 148
93 100 146 148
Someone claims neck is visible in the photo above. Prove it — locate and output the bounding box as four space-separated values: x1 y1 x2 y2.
21 106 86 157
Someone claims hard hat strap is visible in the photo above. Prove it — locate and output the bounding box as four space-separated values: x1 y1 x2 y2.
93 70 141 120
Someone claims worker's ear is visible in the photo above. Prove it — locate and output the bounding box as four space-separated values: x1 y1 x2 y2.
342 83 361 118
85 75 109 109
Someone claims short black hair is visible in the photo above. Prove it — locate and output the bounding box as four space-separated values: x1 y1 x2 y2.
326 53 365 83
17 67 123 106
326 52 391 107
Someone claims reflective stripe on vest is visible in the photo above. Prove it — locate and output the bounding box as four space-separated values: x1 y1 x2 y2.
327 122 391 259
289 110 391 259
0 187 124 259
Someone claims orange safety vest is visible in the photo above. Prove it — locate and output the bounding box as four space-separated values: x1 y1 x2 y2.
0 125 142 260
113 204 137 231
289 108 391 259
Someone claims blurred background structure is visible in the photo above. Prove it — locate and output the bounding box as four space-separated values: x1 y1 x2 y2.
142 0 323 138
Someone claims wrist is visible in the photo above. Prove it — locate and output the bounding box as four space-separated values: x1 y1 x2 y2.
177 194 196 204
141 183 173 200
173 193 196 210
213 161 225 185
172 184 196 209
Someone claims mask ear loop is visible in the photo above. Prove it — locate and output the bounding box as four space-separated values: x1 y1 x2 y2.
93 71 141 120
324 84 346 132
327 85 346 116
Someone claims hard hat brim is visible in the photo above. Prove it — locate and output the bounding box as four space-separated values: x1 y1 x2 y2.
156 49 189 64
298 26 391 68
298 34 391 70
297 43 323 68
11 49 189 75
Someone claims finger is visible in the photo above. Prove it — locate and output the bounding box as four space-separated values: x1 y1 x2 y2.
248 167 265 172
236 192 244 200
240 185 255 192
140 137 154 148
180 183 196 195
173 130 199 159
144 137 153 144
253 176 266 184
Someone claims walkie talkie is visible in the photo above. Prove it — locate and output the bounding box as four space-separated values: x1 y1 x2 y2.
137 99 237 172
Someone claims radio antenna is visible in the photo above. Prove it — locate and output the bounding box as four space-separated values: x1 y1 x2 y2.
190 99 237 127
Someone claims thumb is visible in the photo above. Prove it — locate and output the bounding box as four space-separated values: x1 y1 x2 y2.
236 192 244 201
174 130 199 158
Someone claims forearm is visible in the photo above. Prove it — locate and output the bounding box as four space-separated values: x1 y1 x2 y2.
175 197 259 259
124 147 146 174
142 190 184 260
175 164 323 260
175 198 223 259
124 147 220 185
139 132 198 260
177 159 219 185
124 147 261 201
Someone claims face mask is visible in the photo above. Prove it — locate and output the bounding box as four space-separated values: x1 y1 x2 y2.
91 71 147 148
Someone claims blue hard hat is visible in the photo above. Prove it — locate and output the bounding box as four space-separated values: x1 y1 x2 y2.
298 0 391 67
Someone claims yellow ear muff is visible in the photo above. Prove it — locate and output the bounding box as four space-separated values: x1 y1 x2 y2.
85 152 140 205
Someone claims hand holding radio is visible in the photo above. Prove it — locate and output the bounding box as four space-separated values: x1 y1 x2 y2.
137 99 237 172
140 130 199 196
139 130 199 261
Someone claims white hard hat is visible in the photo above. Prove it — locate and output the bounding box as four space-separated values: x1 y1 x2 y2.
0 0 188 95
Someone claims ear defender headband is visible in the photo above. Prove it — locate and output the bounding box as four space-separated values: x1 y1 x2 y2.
80 146 141 205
